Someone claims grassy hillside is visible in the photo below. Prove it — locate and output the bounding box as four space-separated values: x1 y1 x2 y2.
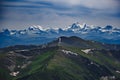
0 36 120 80
16 47 120 80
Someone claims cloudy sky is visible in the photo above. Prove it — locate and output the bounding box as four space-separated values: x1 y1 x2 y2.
0 0 120 30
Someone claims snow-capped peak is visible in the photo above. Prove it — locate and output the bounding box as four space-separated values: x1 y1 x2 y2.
28 25 43 30
0 22 120 47
71 22 80 29
36 25 43 30
1 29 10 35
82 23 96 29
70 22 86 29
81 23 87 28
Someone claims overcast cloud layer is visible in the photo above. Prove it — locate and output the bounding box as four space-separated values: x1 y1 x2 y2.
0 0 120 30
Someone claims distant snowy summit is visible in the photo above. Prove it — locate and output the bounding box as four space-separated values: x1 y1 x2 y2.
0 22 120 48
69 22 119 33
1 22 120 35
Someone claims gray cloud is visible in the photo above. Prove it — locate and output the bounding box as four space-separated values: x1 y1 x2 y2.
0 0 120 30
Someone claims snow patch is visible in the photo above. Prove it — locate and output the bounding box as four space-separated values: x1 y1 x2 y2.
15 49 29 52
81 32 88 34
61 50 78 56
10 71 19 76
81 49 91 54
116 70 120 74
29 25 44 30
10 32 16 35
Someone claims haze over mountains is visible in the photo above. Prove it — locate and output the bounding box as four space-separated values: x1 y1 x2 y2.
0 22 120 48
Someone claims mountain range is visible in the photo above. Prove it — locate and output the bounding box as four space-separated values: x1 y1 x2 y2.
0 36 120 80
0 22 120 48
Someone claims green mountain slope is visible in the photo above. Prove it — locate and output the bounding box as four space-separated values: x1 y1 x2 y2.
0 36 120 80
